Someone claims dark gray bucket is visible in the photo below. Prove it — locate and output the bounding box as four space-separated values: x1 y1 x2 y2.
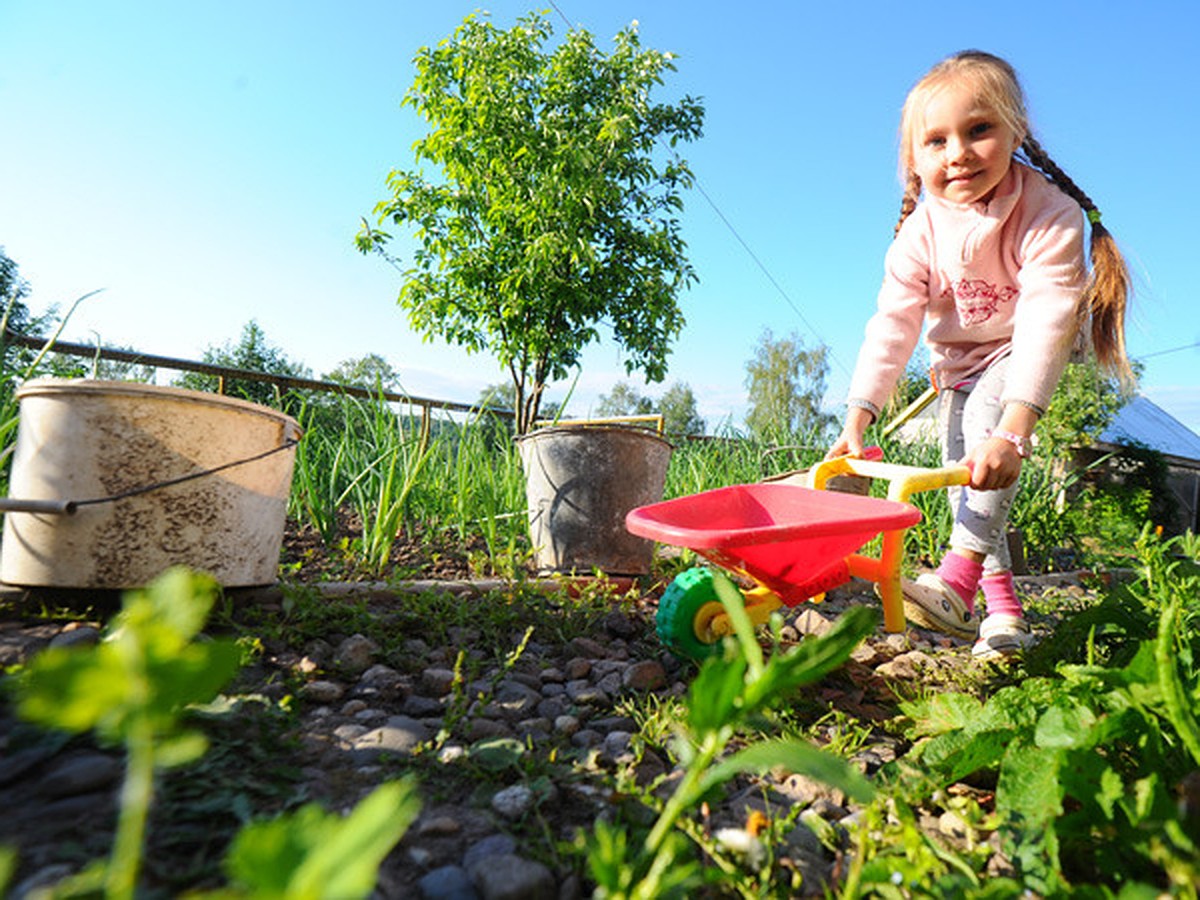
515 425 673 576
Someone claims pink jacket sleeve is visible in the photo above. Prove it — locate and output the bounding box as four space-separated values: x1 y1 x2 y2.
1002 201 1087 410
846 216 931 411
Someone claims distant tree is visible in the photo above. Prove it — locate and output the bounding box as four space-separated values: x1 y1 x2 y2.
597 381 654 418
324 353 401 392
357 11 704 434
0 247 32 330
0 247 62 374
744 329 836 444
477 382 517 412
174 320 311 409
659 381 705 437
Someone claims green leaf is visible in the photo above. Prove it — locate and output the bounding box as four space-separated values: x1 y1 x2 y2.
1034 700 1099 749
917 727 1013 784
225 780 420 898
699 738 874 803
900 692 983 737
154 731 209 769
17 643 132 733
996 739 1063 825
467 736 526 771
686 653 748 735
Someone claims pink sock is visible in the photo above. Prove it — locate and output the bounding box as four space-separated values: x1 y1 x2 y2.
935 553 983 614
980 572 1023 618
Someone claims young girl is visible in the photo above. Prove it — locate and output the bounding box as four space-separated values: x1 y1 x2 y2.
828 50 1131 660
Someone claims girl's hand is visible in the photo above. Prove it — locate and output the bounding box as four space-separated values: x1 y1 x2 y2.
826 408 874 460
964 436 1023 490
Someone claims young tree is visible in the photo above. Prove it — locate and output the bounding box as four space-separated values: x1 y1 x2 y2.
357 12 704 434
744 329 836 444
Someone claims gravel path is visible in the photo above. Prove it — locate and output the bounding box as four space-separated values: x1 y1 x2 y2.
0 570 1096 898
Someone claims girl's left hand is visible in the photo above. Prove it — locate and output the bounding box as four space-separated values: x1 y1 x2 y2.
964 436 1023 490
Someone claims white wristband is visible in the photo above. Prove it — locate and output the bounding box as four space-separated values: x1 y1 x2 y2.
989 429 1036 458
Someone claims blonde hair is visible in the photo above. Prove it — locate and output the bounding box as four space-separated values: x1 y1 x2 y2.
895 50 1132 385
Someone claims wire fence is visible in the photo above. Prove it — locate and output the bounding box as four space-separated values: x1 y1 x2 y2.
2 329 517 430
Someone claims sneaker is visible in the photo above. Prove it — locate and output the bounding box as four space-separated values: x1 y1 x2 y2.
972 613 1036 660
899 573 977 639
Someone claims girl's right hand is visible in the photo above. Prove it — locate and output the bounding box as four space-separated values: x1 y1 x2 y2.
825 407 875 460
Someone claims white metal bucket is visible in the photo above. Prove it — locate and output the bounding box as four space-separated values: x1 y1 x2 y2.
515 425 673 576
0 379 301 588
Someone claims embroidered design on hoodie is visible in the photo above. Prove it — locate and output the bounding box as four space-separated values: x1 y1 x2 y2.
942 279 1018 326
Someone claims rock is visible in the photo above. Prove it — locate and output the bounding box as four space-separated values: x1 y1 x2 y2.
403 695 446 718
621 660 666 691
491 783 535 820
469 853 556 900
776 773 846 808
418 864 479 900
422 667 458 696
418 815 463 837
554 715 580 737
48 624 101 649
350 715 431 760
333 634 379 675
0 743 59 788
485 681 541 721
565 681 608 707
601 731 633 760
567 636 608 659
462 833 517 869
563 657 591 680
300 680 345 704
595 672 623 697
792 608 835 637
38 752 122 798
465 718 514 742
876 650 934 680
602 610 638 638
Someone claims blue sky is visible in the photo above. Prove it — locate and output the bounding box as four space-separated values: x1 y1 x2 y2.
2 1 1197 435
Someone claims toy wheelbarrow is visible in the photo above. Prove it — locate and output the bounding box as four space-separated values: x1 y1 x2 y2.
625 453 970 658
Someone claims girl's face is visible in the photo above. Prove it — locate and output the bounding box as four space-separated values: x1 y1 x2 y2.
912 82 1022 205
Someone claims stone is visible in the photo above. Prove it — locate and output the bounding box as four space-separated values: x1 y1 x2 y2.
621 660 666 691
418 865 478 900
469 853 555 900
462 833 517 869
300 680 345 704
422 667 458 696
491 783 535 820
350 715 431 760
38 752 122 798
333 634 379 675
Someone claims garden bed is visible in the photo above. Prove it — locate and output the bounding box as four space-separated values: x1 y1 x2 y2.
1 515 1133 899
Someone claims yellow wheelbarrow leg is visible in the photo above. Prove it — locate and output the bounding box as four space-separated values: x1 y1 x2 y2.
701 584 784 641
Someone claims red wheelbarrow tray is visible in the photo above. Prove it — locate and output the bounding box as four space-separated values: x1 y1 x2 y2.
625 482 921 606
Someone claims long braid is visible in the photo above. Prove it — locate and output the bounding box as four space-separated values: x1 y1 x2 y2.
895 170 923 237
1021 135 1133 386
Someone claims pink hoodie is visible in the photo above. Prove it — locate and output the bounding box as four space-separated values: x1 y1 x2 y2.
848 162 1086 413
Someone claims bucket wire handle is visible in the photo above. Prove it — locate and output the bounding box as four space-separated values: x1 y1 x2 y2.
1 438 300 516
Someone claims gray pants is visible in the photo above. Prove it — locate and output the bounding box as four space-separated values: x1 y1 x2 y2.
937 355 1016 575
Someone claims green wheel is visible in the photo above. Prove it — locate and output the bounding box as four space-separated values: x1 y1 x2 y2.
656 567 743 660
